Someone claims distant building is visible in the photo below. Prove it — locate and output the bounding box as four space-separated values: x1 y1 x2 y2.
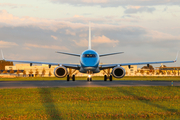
4 63 138 77
0 60 13 70
5 64 57 77
156 67 180 76
122 65 137 76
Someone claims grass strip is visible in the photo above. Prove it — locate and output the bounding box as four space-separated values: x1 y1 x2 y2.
0 86 180 119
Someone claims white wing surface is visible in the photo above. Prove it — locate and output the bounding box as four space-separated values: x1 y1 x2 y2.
100 53 178 70
3 59 80 69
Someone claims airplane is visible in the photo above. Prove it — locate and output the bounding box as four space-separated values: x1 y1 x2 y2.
1 23 178 81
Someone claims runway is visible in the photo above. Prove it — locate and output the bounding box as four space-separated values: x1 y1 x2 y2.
0 80 180 88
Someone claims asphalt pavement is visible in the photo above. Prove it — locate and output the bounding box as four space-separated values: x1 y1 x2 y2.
0 80 180 88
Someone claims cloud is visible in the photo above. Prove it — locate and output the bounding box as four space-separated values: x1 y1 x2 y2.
0 10 87 32
73 35 119 47
92 35 119 44
73 15 84 18
0 10 141 32
72 39 88 47
124 6 156 14
51 35 58 40
163 6 168 12
66 29 76 36
24 43 69 51
79 33 87 37
146 30 180 41
0 3 33 8
6 53 48 61
50 0 180 7
0 40 18 48
23 47 31 50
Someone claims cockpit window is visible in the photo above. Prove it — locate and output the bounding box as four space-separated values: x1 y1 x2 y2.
83 54 96 58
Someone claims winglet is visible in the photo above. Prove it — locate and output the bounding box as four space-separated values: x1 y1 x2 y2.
175 51 179 62
1 50 5 60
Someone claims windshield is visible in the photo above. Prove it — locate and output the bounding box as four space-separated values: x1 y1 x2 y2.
83 54 96 58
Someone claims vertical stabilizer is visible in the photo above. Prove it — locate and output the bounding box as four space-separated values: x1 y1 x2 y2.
1 50 5 60
88 22 91 49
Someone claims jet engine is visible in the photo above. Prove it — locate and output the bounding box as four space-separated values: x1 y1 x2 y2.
112 66 126 78
54 66 68 78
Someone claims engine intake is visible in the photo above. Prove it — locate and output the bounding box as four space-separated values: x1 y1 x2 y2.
112 66 126 78
54 66 68 78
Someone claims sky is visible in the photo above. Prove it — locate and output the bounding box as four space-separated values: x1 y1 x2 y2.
0 0 180 68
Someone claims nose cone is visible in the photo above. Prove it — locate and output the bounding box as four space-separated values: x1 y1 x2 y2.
80 49 99 68
83 59 98 67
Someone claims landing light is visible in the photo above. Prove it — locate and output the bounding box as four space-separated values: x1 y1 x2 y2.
88 75 91 78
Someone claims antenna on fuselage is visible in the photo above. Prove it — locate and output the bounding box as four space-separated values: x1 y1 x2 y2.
88 22 91 49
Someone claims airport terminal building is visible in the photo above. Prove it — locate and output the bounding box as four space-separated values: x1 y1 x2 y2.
3 64 138 77
3 63 180 77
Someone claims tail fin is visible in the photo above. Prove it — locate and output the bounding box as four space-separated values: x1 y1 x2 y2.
175 51 179 62
1 50 5 60
88 22 91 49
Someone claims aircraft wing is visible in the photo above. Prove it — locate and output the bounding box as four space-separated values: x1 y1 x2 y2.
3 59 80 69
1 50 80 69
100 53 178 70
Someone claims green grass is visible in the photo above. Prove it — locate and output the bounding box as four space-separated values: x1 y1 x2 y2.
0 87 180 119
0 76 180 81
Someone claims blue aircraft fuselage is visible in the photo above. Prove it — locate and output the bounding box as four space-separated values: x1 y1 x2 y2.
80 49 100 73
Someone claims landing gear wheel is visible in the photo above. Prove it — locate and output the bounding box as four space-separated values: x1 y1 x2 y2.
67 75 70 81
104 75 107 81
87 77 92 81
72 75 75 81
110 75 113 81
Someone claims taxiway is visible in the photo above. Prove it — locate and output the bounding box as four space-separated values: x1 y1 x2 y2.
0 80 180 88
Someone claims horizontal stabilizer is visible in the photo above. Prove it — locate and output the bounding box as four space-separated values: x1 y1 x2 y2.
56 51 80 57
99 52 124 57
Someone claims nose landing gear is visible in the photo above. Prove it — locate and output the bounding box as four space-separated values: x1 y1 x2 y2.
87 75 92 81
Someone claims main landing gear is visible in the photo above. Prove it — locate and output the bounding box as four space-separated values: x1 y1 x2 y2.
67 75 76 81
104 75 113 81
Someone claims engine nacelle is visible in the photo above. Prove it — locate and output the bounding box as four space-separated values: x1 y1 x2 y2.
54 66 68 78
112 66 126 78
